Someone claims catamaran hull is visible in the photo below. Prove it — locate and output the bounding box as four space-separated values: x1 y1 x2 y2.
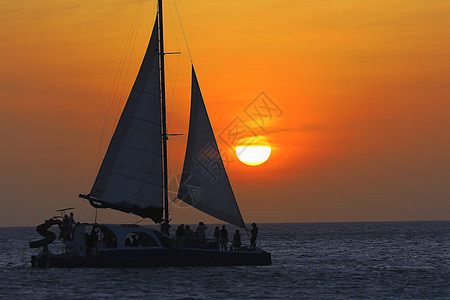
31 248 271 268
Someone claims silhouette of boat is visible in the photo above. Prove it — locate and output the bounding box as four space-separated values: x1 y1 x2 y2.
30 0 271 268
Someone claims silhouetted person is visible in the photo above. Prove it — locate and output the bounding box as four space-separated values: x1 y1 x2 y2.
67 212 75 240
196 222 207 241
160 222 170 235
176 224 185 248
61 215 69 240
250 223 258 250
232 230 241 250
214 226 220 243
184 225 194 238
86 228 97 256
220 225 228 250
176 224 185 237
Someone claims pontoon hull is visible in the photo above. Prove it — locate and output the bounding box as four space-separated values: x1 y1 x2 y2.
31 248 271 268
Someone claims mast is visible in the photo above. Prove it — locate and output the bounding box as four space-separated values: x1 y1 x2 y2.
158 0 170 232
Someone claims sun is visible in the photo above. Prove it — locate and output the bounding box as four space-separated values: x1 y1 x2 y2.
235 136 271 166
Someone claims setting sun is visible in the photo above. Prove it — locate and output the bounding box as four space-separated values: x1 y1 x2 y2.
235 136 271 166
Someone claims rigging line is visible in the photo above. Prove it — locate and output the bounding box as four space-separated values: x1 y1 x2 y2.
165 53 180 131
114 0 146 121
164 59 183 204
102 0 143 143
77 197 85 225
167 59 184 183
165 0 182 134
164 0 176 131
174 123 184 191
86 0 146 190
165 57 179 132
173 0 193 64
86 0 147 224
171 58 183 135
166 0 180 53
165 0 184 193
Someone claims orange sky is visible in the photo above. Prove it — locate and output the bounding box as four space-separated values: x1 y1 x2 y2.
1 0 449 226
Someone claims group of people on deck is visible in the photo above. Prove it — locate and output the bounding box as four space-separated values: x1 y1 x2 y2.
60 212 75 241
175 221 259 250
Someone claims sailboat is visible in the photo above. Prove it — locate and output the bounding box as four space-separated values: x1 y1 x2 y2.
30 0 271 268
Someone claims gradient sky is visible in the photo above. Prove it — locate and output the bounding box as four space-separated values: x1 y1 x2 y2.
1 0 449 226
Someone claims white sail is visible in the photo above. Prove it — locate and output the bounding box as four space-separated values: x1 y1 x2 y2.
177 67 246 229
86 21 163 223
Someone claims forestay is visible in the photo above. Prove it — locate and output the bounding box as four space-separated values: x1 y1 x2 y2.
177 68 246 229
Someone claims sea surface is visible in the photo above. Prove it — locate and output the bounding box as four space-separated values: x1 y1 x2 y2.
0 222 448 299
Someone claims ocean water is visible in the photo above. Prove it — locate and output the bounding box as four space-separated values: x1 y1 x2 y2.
0 222 448 299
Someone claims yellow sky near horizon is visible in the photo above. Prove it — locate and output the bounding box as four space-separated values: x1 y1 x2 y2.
0 0 449 226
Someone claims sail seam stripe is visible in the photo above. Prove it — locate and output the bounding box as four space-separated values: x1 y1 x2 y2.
113 162 159 174
127 124 158 132
142 62 158 69
130 117 160 125
104 170 162 187
138 90 159 98
111 142 162 156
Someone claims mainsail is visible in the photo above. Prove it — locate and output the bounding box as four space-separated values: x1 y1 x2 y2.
83 21 163 223
177 68 246 229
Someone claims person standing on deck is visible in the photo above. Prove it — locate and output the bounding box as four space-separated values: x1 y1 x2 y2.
175 224 185 248
220 225 228 250
67 212 75 240
250 223 258 250
195 222 207 241
214 226 220 242
61 215 69 240
232 230 241 250
184 225 194 238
